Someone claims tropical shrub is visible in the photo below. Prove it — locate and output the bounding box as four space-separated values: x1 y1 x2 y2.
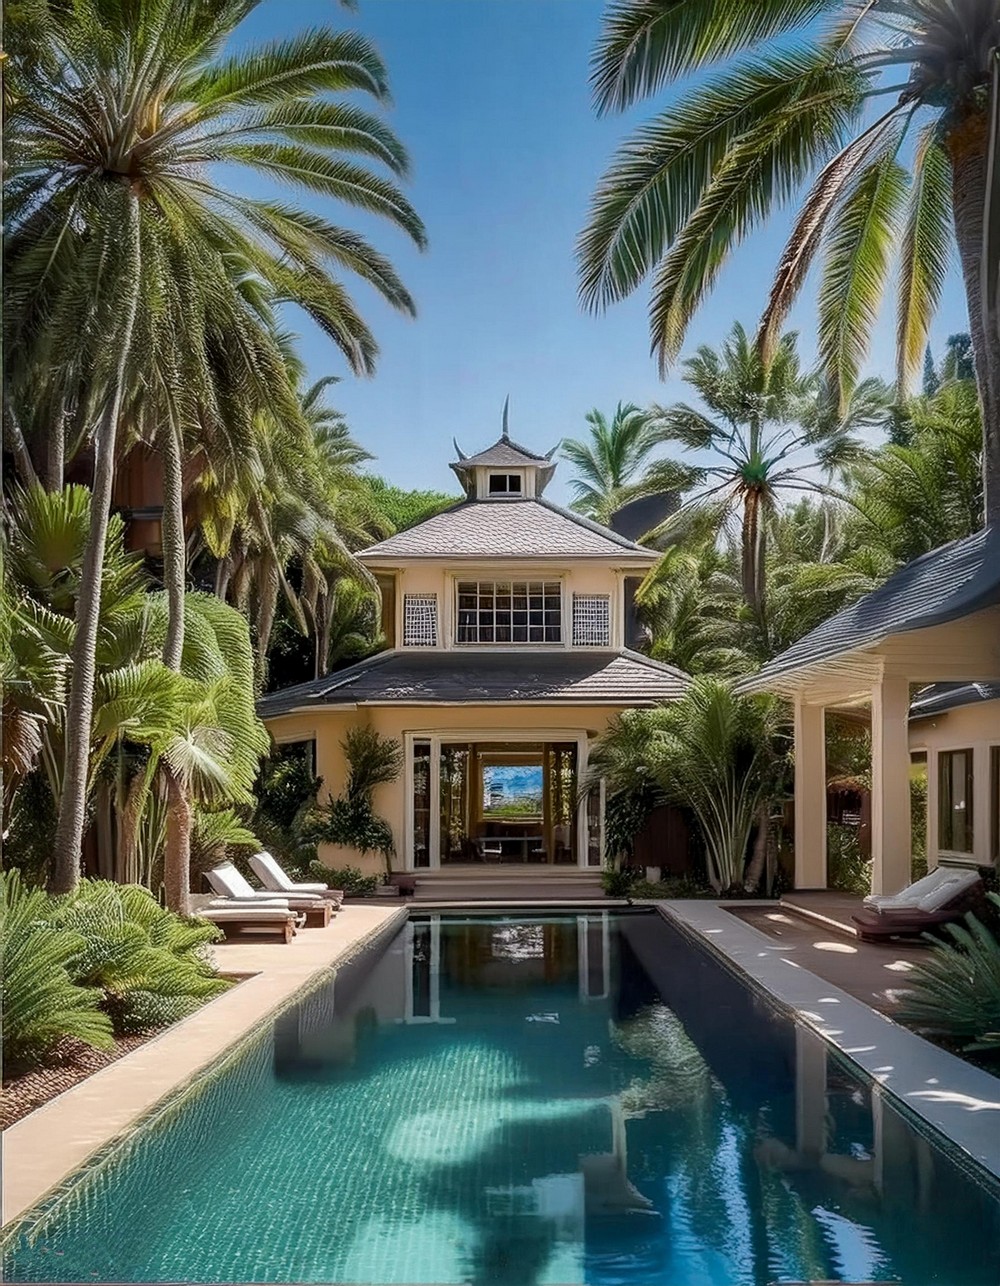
590 677 789 894
602 866 640 899
343 726 404 800
896 895 1000 1056
52 882 229 1037
311 865 380 898
1 871 114 1072
306 728 402 880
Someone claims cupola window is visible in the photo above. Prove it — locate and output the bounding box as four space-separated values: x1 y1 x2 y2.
488 473 522 495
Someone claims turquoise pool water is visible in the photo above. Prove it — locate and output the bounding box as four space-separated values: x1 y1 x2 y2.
5 911 1000 1285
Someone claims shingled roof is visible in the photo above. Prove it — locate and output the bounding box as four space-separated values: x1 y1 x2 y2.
745 526 1000 690
909 681 1000 719
258 649 689 717
358 497 658 562
454 437 549 467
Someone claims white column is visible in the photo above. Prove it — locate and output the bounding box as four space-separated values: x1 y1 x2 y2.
793 696 827 889
871 675 912 895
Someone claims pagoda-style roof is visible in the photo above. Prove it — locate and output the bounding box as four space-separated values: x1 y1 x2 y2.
358 496 657 563
258 649 689 716
450 397 558 497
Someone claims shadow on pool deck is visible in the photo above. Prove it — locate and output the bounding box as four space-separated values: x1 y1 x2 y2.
728 902 932 1016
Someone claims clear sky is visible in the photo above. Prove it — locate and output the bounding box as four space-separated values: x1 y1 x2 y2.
239 0 970 505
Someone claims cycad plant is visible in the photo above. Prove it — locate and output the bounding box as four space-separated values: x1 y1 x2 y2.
1 871 114 1073
579 0 1000 524
52 881 228 1036
6 0 424 890
590 677 790 894
896 894 1000 1054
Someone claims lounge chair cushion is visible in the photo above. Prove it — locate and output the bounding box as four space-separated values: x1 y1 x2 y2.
199 906 293 923
863 866 953 910
207 862 328 906
250 851 329 896
915 868 980 912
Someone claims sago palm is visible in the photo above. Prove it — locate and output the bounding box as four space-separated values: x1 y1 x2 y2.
6 0 425 891
579 0 1000 524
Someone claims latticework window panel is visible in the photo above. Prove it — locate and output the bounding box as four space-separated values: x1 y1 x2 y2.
403 594 438 647
572 594 611 646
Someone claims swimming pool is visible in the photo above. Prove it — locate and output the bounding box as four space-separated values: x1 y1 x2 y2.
5 910 1000 1285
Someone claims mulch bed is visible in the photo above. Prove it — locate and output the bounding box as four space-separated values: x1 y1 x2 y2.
1 1035 152 1131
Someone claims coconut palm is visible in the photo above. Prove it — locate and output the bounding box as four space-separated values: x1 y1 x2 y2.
579 0 1000 524
560 402 690 523
6 0 425 891
645 324 884 646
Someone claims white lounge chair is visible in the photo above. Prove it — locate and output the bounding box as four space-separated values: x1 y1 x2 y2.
205 863 333 927
863 865 979 914
249 851 342 905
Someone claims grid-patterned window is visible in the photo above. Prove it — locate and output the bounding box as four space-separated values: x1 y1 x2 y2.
572 594 611 646
403 594 438 647
456 580 561 644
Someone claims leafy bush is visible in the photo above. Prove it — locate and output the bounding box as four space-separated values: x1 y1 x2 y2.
311 864 379 897
629 875 716 900
308 796 395 868
1 871 114 1072
343 726 403 799
896 894 1000 1055
827 825 871 895
52 882 230 1036
602 866 640 898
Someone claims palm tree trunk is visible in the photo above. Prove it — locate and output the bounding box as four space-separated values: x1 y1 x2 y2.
3 395 39 489
948 107 1000 527
214 555 232 601
160 415 186 671
51 202 141 893
743 804 770 893
47 415 65 493
163 765 192 915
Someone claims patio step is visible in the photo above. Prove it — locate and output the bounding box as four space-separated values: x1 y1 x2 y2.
412 870 605 902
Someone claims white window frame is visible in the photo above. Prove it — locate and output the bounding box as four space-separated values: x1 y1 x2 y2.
487 472 523 495
453 577 564 647
403 729 593 871
402 593 438 647
572 594 611 647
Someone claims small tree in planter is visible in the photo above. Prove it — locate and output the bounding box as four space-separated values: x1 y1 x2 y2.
309 728 403 890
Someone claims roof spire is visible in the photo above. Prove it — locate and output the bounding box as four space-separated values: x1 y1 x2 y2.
501 394 510 442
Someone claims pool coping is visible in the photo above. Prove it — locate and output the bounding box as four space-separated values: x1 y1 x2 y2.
657 900 1000 1185
0 906 408 1231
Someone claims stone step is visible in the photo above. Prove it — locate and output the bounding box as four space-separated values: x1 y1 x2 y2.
412 874 605 902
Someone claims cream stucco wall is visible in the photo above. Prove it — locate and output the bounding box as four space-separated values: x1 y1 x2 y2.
909 698 1000 868
370 558 651 653
266 702 628 875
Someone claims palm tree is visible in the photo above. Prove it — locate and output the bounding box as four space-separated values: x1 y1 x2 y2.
6 0 425 889
590 678 789 894
579 0 1000 524
645 324 883 646
561 403 671 523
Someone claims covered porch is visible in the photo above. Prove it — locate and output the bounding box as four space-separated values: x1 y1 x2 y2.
743 529 1000 895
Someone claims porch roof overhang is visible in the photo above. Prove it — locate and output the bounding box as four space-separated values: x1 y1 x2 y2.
257 648 690 718
739 527 1000 705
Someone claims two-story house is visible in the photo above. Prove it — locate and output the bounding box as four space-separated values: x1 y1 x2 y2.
258 419 690 884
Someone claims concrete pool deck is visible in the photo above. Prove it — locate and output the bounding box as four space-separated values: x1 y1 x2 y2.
660 900 1000 1184
1 905 406 1228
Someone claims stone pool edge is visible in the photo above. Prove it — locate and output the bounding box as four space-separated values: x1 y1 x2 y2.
657 899 1000 1185
1 905 408 1230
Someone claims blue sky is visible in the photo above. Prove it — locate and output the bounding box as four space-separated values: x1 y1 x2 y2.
239 0 970 504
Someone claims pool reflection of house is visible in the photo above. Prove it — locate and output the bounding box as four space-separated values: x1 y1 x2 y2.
258 410 690 886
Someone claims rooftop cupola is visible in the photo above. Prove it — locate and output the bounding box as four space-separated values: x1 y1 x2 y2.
451 396 559 500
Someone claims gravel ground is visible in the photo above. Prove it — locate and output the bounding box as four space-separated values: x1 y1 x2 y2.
0 1035 152 1130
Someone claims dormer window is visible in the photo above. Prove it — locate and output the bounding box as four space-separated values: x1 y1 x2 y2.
488 473 522 495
